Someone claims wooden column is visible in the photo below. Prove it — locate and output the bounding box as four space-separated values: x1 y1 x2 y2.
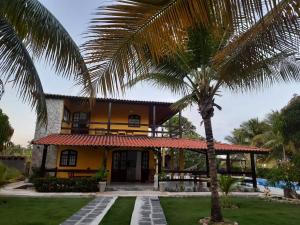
102 148 108 172
162 148 166 170
250 153 257 188
179 150 184 178
154 150 159 190
152 105 156 137
107 102 112 134
40 145 49 177
226 153 231 174
170 149 174 179
205 152 210 177
178 111 182 138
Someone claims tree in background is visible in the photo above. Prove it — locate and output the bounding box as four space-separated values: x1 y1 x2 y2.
281 95 300 150
165 115 203 139
165 115 205 169
0 0 94 123
0 109 13 152
225 118 270 146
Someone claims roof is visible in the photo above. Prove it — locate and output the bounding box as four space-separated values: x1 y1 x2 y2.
45 93 173 106
32 134 269 153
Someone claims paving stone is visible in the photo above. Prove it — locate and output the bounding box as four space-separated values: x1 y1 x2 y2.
60 197 116 225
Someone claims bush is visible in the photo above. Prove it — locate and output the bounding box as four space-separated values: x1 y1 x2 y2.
257 167 272 178
0 163 7 185
33 177 99 192
0 162 23 186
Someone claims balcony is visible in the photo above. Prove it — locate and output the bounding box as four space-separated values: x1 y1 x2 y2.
61 121 182 137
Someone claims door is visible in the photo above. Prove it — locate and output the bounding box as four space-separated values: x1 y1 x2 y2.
111 151 127 182
141 151 149 182
126 151 137 181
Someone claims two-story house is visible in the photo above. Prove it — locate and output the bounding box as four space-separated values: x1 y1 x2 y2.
32 94 268 188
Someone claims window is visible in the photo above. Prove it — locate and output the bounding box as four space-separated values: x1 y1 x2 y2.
72 112 89 134
60 150 77 166
128 114 141 127
63 107 70 123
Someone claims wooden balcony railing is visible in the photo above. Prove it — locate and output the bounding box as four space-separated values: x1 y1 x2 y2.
61 121 182 137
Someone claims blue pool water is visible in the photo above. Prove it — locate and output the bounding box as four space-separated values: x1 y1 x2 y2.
257 178 300 191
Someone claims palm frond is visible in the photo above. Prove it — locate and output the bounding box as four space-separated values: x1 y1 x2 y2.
0 16 47 124
214 0 300 90
171 92 197 111
127 72 189 96
2 0 94 98
83 0 275 95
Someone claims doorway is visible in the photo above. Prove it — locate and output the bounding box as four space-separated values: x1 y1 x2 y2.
111 150 149 182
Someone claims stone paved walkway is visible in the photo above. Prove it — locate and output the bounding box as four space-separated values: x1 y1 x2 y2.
61 196 117 225
131 196 167 225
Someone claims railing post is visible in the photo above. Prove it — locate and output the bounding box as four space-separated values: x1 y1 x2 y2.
107 102 112 134
250 153 257 189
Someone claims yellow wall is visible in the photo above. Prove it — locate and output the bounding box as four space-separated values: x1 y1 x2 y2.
61 100 150 135
56 146 155 183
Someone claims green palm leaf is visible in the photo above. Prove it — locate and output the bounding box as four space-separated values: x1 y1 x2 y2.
0 16 47 123
83 0 277 96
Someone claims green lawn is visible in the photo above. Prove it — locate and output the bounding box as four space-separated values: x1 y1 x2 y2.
0 197 91 225
160 197 300 225
99 197 136 225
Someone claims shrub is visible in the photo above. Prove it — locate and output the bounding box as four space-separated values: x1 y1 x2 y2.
219 175 240 208
0 162 23 186
0 163 7 185
5 166 23 181
94 169 108 182
33 177 99 192
257 167 272 178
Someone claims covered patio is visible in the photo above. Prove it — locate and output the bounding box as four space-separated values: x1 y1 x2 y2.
32 134 269 189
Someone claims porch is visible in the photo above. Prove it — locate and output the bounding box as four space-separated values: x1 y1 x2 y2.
32 134 269 190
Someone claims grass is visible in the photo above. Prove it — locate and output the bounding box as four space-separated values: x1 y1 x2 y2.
160 197 300 225
99 197 136 225
0 197 91 225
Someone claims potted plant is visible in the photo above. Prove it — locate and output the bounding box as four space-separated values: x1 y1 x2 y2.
158 171 169 192
95 170 108 192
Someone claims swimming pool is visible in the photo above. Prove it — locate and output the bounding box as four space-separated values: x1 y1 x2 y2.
257 178 300 191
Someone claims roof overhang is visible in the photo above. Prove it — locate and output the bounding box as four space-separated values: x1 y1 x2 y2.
32 134 269 154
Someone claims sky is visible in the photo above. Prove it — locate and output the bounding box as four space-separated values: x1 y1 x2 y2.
1 0 300 147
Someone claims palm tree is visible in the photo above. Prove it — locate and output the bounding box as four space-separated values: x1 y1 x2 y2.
83 0 300 222
225 118 270 146
0 0 94 123
125 26 300 221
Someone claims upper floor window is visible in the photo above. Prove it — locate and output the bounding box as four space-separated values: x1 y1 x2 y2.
60 150 77 166
72 112 89 134
63 107 71 123
128 114 141 127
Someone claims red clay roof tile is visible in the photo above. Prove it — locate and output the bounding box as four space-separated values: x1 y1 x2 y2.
32 134 269 153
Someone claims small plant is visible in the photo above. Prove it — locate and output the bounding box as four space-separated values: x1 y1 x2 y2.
94 169 107 182
219 175 240 208
158 171 169 181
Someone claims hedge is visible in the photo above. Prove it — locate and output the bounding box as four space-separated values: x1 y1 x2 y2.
33 177 99 192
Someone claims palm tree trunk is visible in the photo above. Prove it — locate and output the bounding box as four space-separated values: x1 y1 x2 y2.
203 117 223 222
